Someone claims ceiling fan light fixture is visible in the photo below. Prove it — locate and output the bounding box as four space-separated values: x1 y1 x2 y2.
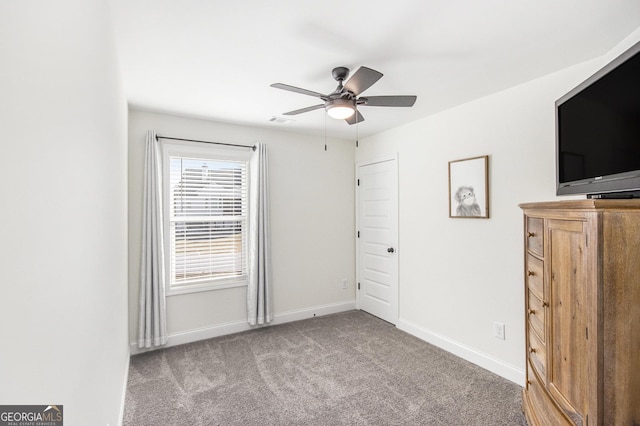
272 65 416 125
326 99 355 119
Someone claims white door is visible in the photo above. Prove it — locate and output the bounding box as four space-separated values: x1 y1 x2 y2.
357 157 398 324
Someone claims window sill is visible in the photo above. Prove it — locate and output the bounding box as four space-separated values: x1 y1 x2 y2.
166 279 247 296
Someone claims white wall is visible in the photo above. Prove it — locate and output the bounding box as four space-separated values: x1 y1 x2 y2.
356 28 640 385
0 1 129 425
128 111 356 349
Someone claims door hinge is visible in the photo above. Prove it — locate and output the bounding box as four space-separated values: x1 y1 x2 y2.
357 231 360 238
357 178 360 186
586 327 589 340
586 234 589 247
357 282 360 290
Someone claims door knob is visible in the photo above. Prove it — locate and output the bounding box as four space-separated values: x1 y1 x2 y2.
387 247 395 253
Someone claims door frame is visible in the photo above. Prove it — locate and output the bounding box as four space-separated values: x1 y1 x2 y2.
355 153 399 324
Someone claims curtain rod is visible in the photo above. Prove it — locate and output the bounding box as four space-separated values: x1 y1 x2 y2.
156 135 256 151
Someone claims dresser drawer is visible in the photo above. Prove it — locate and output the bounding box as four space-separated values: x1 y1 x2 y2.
526 254 544 300
526 217 544 257
523 363 568 426
529 323 546 378
528 290 545 343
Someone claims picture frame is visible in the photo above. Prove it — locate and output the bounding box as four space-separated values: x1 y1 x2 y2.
448 155 489 219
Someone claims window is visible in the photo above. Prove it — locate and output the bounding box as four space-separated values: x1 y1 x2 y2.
163 142 250 295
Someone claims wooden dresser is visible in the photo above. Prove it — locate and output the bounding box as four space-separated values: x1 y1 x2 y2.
520 200 640 426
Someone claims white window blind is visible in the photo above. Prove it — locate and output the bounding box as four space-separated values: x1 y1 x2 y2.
168 155 248 291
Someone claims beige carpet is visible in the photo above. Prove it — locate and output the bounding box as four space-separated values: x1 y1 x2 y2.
123 310 526 425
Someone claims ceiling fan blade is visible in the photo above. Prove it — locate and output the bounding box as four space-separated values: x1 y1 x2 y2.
345 110 364 125
361 95 417 107
283 104 325 115
271 83 326 98
344 66 383 96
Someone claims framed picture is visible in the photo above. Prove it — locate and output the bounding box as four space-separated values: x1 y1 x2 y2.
448 155 489 219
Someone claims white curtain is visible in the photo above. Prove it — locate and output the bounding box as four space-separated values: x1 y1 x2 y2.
138 130 168 348
247 143 272 325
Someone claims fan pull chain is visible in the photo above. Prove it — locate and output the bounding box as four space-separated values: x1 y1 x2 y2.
356 114 359 148
324 112 327 151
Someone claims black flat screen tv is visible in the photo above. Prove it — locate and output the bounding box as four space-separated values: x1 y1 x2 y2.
556 40 640 198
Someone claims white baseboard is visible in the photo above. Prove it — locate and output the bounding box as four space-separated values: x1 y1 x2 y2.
397 317 525 386
130 300 356 355
118 344 130 426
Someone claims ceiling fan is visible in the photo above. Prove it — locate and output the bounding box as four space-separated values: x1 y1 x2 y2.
271 66 417 125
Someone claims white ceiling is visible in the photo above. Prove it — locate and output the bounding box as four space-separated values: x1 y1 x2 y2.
111 0 640 140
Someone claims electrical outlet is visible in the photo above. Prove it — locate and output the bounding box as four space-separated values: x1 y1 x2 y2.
493 322 505 340
342 279 348 289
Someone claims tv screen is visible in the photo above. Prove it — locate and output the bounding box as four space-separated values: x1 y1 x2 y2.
556 41 640 197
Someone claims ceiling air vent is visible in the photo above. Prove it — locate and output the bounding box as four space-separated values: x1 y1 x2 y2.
269 116 294 124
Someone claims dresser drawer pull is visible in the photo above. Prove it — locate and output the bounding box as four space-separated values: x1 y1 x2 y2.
528 309 537 315
542 301 549 307
528 231 536 238
528 271 535 276
529 347 537 353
